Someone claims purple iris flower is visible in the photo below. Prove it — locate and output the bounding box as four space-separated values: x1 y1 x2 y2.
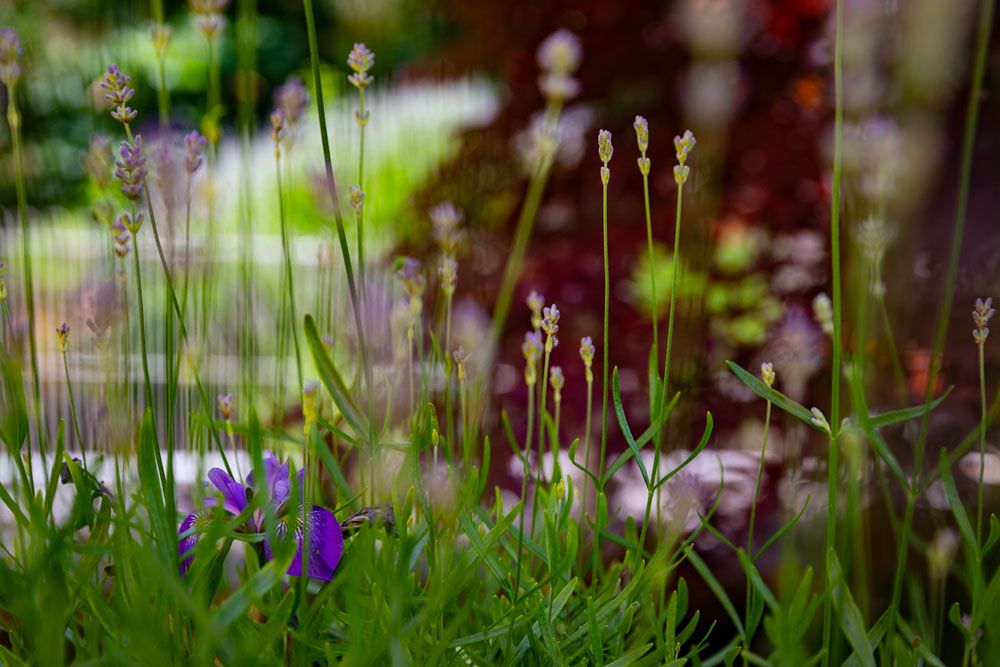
178 454 344 581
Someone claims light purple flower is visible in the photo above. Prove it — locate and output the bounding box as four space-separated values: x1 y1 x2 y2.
178 454 344 581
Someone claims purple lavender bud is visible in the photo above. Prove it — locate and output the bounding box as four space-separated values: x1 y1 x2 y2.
275 76 309 126
55 321 70 352
101 64 137 124
0 28 23 87
183 130 207 175
522 331 543 363
115 135 147 201
633 115 649 155
347 43 375 89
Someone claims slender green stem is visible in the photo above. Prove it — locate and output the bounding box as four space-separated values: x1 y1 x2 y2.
888 0 994 640
640 158 659 388
645 176 685 556
580 374 593 575
532 344 552 539
62 352 87 470
130 229 157 438
821 1 845 661
977 342 987 542
744 400 772 664
356 86 367 297
512 377 536 607
595 173 611 582
444 295 454 462
9 84 45 479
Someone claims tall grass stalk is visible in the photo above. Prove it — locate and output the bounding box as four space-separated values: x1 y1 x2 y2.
821 0 845 661
276 153 303 391
303 0 373 476
888 0 994 646
595 131 612 582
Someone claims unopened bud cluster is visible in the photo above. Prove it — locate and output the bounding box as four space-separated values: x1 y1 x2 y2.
579 336 595 384
634 116 650 176
111 216 131 257
761 362 775 388
454 347 470 382
56 321 70 353
396 257 425 319
439 257 458 298
184 130 206 175
673 130 695 185
522 332 542 386
217 393 234 420
598 129 613 185
973 297 994 346
430 202 463 257
550 366 565 403
541 303 560 351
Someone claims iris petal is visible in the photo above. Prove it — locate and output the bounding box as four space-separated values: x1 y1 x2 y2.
207 468 248 516
263 505 344 581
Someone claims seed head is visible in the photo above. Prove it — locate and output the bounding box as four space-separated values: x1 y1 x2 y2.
673 129 696 166
275 76 309 126
347 43 375 89
761 362 775 388
56 321 70 353
184 130 207 175
347 184 365 213
633 116 649 155
536 29 581 77
114 135 147 201
973 297 994 345
101 64 137 125
0 28 24 87
439 257 458 298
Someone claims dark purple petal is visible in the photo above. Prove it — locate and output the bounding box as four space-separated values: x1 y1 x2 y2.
247 455 292 509
178 511 200 574
264 505 344 581
207 468 248 516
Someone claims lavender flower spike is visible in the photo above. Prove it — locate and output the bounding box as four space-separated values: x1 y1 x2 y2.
101 64 137 125
178 453 344 581
184 130 207 175
0 28 23 87
115 135 147 201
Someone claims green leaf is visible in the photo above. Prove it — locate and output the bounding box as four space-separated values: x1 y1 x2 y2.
868 386 953 428
725 361 820 431
0 348 28 453
827 550 875 667
304 313 367 438
842 608 892 667
613 366 649 488
938 450 977 562
137 408 173 566
655 412 713 490
846 365 909 488
983 514 1000 557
